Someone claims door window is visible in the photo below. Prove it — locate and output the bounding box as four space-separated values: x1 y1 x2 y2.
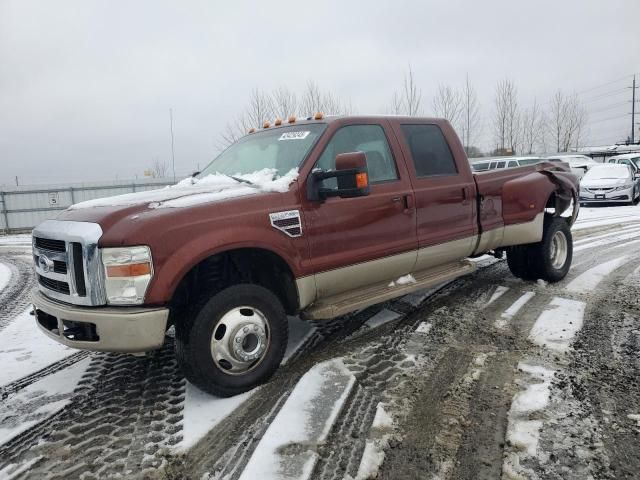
400 124 458 177
315 125 398 185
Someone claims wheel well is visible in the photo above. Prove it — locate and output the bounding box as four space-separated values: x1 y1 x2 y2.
169 248 299 321
544 191 577 226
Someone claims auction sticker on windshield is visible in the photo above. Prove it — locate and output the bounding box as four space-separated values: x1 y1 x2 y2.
278 131 310 141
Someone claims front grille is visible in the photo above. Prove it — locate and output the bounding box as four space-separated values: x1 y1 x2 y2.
38 274 71 295
32 221 105 306
71 242 86 296
34 254 67 274
35 237 66 252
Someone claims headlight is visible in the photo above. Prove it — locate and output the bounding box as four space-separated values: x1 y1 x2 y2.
614 184 633 191
101 246 153 305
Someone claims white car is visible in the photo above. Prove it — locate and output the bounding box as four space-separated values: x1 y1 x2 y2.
607 153 640 175
579 163 640 206
471 156 543 172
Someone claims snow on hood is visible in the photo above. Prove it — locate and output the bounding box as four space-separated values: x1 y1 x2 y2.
581 178 628 188
69 168 299 210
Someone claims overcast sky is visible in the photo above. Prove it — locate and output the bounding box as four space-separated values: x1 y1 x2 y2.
1 0 639 186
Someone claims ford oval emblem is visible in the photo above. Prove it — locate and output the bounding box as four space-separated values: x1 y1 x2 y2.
39 254 54 273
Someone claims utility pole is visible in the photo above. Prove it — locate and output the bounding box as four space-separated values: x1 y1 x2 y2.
631 75 637 144
170 108 176 182
14 176 18 186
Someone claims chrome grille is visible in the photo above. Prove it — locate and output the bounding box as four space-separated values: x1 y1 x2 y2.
32 220 106 306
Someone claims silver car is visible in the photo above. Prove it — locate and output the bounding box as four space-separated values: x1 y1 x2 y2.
579 163 640 206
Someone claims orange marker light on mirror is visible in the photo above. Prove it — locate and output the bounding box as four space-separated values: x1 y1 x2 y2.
106 262 152 277
356 172 368 189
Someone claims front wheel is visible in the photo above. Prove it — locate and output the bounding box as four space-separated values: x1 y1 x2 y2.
530 217 573 282
175 284 288 397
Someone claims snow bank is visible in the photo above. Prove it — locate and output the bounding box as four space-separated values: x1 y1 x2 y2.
574 229 640 252
566 256 628 294
239 358 355 480
495 291 535 329
481 285 509 309
177 384 256 452
0 358 90 446
415 322 432 334
528 297 586 353
0 234 32 246
572 205 640 231
388 274 416 287
350 404 394 480
364 309 401 329
505 363 555 457
69 168 298 210
0 308 76 387
0 262 11 293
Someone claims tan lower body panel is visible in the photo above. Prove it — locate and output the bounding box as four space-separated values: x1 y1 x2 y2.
302 259 476 320
472 212 544 255
314 250 417 300
414 235 477 272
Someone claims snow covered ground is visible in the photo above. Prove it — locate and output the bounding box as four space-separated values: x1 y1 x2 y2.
1 202 639 479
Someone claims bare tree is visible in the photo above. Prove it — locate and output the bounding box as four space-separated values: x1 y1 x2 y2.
271 86 298 120
300 81 350 116
432 84 463 130
493 79 520 153
548 91 587 152
460 75 481 152
520 99 544 154
149 158 168 178
217 83 351 150
389 66 422 115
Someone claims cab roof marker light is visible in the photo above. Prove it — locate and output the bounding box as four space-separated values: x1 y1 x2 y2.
263 121 271 128
314 112 324 120
288 115 296 123
248 127 256 134
274 118 282 126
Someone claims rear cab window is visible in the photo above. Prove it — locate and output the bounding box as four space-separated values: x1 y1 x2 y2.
399 124 458 177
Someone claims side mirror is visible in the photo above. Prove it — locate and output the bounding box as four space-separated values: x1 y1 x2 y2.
307 152 370 201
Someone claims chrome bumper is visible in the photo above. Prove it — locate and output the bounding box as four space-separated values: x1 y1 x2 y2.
32 290 169 353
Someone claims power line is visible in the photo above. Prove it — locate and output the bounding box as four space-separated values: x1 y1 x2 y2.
585 101 629 116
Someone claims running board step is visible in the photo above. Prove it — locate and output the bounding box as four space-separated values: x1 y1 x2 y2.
302 260 476 320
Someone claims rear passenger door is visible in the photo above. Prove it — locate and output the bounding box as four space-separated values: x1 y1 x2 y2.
391 123 477 271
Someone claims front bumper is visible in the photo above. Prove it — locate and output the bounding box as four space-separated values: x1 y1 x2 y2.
32 290 169 353
579 188 632 203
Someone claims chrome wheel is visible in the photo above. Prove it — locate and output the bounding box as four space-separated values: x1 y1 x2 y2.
550 230 568 269
210 306 270 375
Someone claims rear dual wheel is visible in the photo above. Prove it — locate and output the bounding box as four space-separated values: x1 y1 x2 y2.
175 284 288 397
506 216 572 283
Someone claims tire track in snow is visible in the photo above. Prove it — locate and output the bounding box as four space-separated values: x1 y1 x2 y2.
0 253 35 332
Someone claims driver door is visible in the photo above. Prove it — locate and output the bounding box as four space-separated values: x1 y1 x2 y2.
301 121 418 299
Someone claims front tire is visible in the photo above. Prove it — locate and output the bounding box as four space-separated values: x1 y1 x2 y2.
530 217 572 282
175 284 288 397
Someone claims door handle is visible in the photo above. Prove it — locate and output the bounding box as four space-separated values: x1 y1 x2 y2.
462 187 471 205
403 194 414 212
391 196 402 203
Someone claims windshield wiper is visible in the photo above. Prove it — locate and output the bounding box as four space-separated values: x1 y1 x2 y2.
224 174 261 188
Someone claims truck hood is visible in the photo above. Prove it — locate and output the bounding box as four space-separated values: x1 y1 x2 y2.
68 168 298 211
55 168 299 235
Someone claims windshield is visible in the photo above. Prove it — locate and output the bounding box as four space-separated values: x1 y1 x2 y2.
198 124 326 178
583 165 630 180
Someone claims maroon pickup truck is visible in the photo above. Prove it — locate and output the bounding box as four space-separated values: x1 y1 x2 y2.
31 115 579 396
